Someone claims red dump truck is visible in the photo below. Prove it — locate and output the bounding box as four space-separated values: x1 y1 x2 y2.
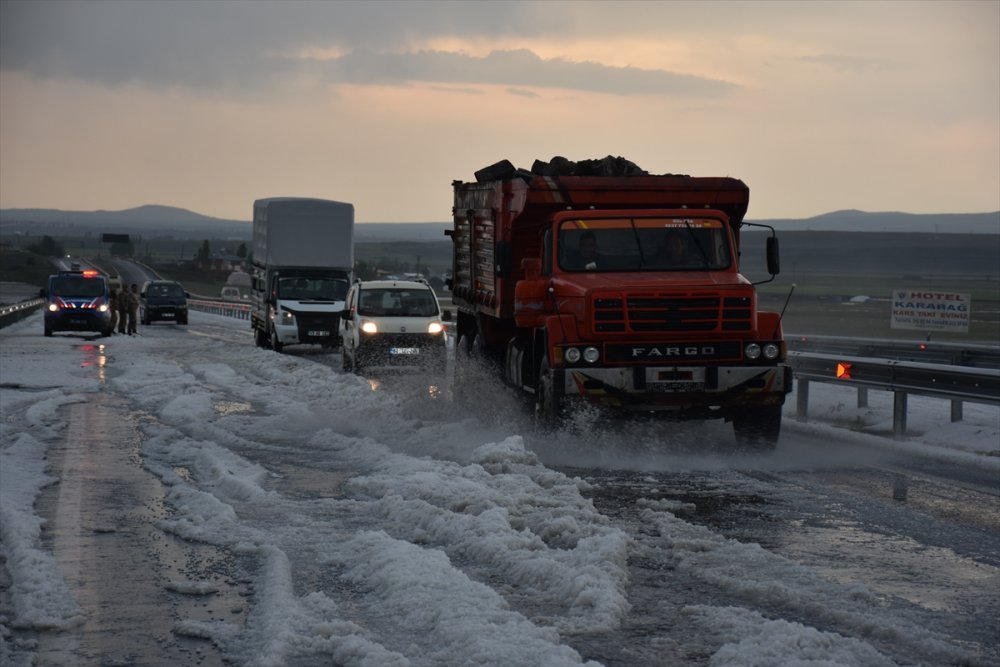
447 156 792 448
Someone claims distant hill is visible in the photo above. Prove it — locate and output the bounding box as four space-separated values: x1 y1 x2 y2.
0 205 996 240
753 209 999 234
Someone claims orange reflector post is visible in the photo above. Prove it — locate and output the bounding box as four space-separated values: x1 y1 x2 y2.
836 362 852 379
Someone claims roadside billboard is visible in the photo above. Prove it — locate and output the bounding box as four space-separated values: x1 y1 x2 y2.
891 289 970 333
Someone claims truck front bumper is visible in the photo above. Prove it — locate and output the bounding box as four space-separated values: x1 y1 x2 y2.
555 364 792 414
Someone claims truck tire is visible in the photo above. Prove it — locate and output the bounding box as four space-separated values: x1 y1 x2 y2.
254 326 268 348
270 325 283 353
534 356 562 429
732 405 782 451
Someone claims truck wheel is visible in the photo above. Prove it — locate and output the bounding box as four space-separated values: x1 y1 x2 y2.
534 356 562 429
732 405 782 451
270 326 284 353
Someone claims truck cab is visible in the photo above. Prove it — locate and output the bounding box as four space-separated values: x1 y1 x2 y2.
257 268 350 352
449 161 791 449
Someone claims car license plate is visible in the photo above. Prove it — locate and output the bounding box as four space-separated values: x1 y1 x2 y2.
69 318 87 326
308 330 330 336
162 313 175 318
389 347 419 355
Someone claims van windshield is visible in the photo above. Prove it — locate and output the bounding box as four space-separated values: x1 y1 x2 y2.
50 276 105 297
357 288 438 317
277 277 349 302
147 283 185 298
558 217 732 272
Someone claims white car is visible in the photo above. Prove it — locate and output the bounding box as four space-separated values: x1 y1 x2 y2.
339 279 449 374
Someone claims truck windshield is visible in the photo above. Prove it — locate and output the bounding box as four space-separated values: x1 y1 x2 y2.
357 288 438 317
50 276 105 297
278 277 349 301
557 217 732 272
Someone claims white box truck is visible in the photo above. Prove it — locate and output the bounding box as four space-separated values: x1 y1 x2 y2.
250 198 354 352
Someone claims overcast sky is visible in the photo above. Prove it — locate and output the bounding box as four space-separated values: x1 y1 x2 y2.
1 0 997 223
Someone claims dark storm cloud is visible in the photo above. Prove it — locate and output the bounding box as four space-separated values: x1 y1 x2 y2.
0 1 736 96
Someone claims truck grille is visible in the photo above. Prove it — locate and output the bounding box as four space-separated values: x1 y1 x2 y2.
593 292 752 334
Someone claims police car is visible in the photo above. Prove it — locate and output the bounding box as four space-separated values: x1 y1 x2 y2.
42 269 114 337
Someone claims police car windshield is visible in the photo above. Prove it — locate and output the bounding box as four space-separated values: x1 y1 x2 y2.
51 276 104 297
357 288 437 317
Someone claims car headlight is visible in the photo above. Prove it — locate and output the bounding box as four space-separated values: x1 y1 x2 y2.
98 304 109 313
745 343 762 360
48 303 60 312
565 347 582 363
361 320 378 334
427 321 444 335
583 346 600 363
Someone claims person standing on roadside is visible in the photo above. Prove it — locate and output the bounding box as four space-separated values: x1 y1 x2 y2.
126 283 140 335
117 284 129 334
108 288 120 334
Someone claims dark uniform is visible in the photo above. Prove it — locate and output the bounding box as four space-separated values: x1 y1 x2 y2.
108 289 120 334
126 284 139 335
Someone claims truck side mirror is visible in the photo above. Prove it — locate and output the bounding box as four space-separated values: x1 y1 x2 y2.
766 236 780 276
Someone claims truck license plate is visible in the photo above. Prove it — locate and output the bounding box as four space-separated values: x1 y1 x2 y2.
649 381 704 393
308 330 330 336
162 313 175 318
390 347 419 355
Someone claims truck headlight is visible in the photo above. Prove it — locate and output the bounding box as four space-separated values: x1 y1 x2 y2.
565 347 582 363
361 321 378 334
763 343 780 360
583 347 600 363
745 343 761 360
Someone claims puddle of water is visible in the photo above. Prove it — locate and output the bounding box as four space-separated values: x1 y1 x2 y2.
77 343 107 383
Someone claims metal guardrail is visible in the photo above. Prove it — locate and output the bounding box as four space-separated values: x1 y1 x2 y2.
188 298 252 320
0 298 45 329
787 334 1000 370
787 351 1000 439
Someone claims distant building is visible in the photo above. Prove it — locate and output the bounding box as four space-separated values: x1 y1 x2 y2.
196 252 246 273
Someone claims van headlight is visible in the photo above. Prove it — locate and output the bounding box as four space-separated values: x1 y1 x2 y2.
280 310 296 325
361 320 378 334
427 321 444 335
